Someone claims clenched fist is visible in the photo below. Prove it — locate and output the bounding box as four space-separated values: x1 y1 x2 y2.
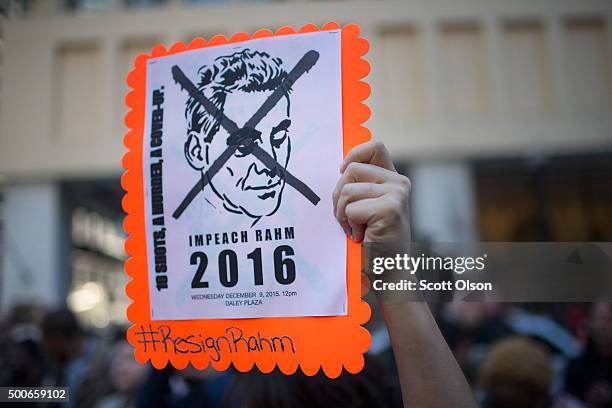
332 141 411 245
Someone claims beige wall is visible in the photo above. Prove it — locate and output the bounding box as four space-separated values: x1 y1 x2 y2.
1 0 611 179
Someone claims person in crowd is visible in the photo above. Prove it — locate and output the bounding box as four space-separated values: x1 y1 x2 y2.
439 302 514 383
565 302 612 407
136 364 234 407
508 303 581 392
96 340 148 408
0 305 46 388
476 336 553 408
225 353 401 408
40 308 112 407
1 334 46 388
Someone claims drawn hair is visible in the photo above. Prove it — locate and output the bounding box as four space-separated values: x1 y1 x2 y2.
185 49 288 142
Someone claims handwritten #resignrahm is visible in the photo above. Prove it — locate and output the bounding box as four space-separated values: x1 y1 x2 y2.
135 325 295 362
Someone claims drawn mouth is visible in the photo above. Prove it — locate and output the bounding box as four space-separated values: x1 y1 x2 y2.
257 191 276 200
244 179 281 191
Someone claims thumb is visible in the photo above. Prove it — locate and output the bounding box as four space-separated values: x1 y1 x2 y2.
347 218 365 242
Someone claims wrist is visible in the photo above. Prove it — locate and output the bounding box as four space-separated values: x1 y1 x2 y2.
363 238 415 304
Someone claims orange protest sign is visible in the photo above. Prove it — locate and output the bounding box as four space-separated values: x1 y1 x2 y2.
122 22 371 377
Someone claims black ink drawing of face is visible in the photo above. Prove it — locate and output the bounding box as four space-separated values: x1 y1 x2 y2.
183 49 292 222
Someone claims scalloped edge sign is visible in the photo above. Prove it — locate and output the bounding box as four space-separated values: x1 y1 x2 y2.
121 22 371 378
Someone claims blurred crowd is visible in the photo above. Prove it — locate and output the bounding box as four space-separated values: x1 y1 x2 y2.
1 301 611 408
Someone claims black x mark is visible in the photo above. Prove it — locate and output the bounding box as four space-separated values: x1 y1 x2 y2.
171 50 322 219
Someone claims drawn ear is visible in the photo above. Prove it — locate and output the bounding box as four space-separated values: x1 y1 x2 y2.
184 131 206 170
197 65 214 86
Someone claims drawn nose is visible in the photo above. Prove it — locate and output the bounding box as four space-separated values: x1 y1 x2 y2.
253 162 277 178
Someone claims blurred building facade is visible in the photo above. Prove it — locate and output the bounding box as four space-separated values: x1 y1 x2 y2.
0 0 611 324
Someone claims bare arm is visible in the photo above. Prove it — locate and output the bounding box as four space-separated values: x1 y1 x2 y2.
333 141 476 408
379 300 476 408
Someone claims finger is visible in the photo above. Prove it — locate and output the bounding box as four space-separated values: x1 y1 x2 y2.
340 141 396 173
335 183 395 237
345 198 385 242
348 217 366 243
333 162 403 204
334 182 391 217
344 195 403 242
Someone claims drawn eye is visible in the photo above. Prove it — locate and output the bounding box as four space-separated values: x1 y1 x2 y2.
271 130 288 148
271 119 291 148
235 142 256 157
229 128 262 157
